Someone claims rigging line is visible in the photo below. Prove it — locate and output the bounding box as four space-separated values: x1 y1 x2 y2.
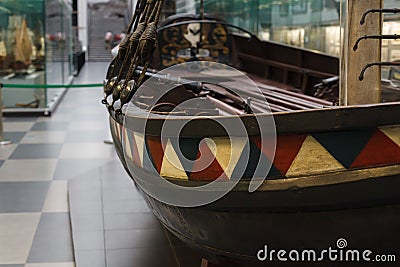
124 0 164 84
113 0 153 85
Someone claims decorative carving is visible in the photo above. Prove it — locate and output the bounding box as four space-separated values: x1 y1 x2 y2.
159 20 232 69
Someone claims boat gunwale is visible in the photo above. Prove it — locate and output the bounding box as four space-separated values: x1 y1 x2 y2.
118 101 400 137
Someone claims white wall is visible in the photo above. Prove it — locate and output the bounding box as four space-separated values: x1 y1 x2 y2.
78 0 88 51
129 0 138 14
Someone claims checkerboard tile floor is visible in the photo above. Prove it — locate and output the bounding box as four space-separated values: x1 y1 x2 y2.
0 62 202 267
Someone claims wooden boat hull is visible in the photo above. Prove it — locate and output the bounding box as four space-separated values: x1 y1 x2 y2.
143 184 400 266
109 102 400 265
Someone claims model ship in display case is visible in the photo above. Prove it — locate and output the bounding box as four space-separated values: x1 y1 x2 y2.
0 15 45 76
13 18 32 73
104 0 400 265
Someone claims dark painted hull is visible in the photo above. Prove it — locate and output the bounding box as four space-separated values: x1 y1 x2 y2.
144 188 400 266
109 104 400 265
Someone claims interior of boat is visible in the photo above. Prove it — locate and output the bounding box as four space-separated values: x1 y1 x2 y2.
103 0 400 119
104 13 341 116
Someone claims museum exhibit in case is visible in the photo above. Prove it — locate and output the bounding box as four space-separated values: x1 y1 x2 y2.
0 0 75 115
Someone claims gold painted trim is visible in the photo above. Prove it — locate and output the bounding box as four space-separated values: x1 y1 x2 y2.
242 164 400 191
164 164 400 192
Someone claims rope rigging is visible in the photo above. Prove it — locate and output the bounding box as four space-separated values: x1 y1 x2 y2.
102 0 165 114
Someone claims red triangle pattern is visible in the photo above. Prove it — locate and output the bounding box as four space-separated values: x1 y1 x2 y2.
351 129 400 169
189 141 228 181
130 133 141 167
251 135 275 160
146 136 166 173
252 134 307 175
274 134 308 175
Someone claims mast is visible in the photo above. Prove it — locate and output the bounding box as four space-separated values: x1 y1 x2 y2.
341 0 383 105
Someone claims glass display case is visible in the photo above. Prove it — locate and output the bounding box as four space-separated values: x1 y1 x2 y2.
173 0 400 105
0 0 74 115
175 0 397 59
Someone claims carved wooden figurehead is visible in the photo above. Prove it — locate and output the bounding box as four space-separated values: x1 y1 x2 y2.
158 14 234 69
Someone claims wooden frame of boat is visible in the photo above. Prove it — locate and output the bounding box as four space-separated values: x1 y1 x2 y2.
105 0 400 265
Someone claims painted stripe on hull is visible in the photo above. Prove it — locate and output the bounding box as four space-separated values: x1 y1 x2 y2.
111 117 400 182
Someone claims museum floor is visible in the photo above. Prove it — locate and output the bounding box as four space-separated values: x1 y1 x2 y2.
0 62 203 267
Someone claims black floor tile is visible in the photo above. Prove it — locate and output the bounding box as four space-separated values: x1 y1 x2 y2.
27 212 74 263
0 182 50 213
9 144 63 159
31 121 69 131
4 132 26 143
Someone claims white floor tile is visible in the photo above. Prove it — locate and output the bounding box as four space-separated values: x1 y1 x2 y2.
3 122 35 132
42 181 69 213
68 120 108 131
21 131 67 144
0 143 17 160
60 143 114 159
0 159 57 181
0 213 41 264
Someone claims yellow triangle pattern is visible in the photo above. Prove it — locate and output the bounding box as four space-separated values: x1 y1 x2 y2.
380 126 400 147
286 135 345 177
160 139 188 180
134 132 145 165
115 122 120 140
206 137 248 179
123 128 133 160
